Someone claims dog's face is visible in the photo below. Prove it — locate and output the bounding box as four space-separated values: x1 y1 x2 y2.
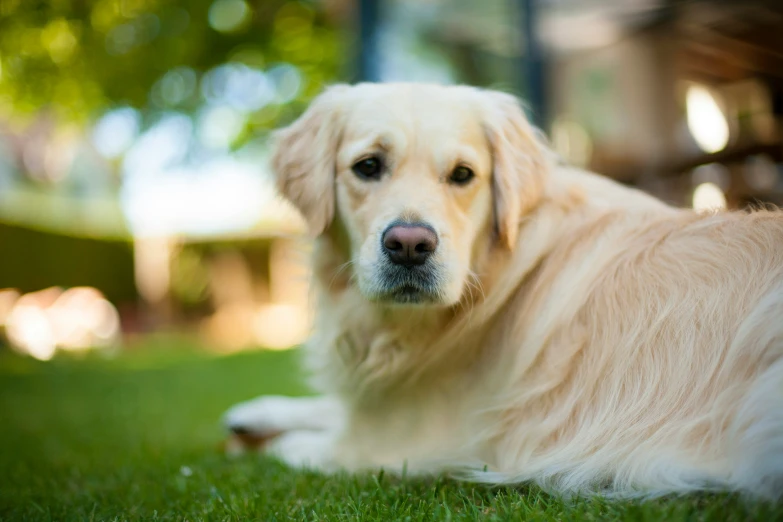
273 83 546 306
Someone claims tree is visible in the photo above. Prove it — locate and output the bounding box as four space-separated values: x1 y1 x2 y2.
0 0 343 131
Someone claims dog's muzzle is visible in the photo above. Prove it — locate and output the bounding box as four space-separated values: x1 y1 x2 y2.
377 221 441 303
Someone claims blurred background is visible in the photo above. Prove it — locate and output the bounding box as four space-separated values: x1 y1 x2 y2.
0 0 781 360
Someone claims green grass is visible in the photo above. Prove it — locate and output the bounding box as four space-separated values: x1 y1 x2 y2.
1 339 781 521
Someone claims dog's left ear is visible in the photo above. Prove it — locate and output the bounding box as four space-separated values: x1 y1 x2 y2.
271 84 349 236
479 90 549 250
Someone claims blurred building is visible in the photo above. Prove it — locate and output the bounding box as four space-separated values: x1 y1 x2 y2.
359 0 783 209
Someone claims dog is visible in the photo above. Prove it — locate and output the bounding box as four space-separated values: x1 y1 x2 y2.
224 82 783 499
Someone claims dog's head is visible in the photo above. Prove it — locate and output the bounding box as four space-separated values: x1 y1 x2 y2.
272 83 547 306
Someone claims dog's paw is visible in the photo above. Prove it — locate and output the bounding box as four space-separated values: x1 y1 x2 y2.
224 394 344 432
223 395 295 437
222 395 345 456
266 430 337 470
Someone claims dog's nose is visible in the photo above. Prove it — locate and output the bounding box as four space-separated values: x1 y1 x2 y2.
382 224 438 267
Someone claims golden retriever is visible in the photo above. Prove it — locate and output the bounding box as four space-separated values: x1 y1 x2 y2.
224 82 783 499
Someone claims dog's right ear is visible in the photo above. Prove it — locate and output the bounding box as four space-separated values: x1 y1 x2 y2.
271 84 349 236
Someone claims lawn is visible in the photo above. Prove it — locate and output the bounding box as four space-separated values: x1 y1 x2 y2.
1 338 781 521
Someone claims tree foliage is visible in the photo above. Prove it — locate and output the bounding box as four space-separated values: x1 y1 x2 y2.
0 0 343 127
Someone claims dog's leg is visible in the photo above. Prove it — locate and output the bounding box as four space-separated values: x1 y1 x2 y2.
222 395 344 456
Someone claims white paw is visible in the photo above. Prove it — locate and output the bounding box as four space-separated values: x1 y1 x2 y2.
223 395 345 436
266 430 337 470
223 395 295 436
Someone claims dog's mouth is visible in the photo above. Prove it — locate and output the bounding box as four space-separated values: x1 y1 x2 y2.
373 265 442 304
387 285 431 304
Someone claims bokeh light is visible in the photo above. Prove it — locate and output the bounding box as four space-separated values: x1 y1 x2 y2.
692 182 727 212
200 63 274 111
686 85 730 154
3 287 121 360
92 108 141 159
121 155 274 237
198 106 246 149
151 67 199 108
208 0 252 33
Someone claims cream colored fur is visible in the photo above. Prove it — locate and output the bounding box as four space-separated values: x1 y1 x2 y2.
224 83 783 500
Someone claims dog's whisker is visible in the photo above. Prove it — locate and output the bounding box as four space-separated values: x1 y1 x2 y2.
328 260 356 290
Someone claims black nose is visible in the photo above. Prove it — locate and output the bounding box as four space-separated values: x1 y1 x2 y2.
382 224 438 267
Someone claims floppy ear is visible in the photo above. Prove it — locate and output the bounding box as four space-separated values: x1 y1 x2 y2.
271 84 349 236
480 90 549 250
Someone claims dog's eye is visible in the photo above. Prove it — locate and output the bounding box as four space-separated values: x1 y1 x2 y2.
352 157 383 180
449 166 474 185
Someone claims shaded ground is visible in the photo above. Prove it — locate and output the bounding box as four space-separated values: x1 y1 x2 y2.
0 338 780 521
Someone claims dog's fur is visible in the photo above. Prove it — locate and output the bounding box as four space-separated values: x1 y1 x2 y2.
224 83 783 499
